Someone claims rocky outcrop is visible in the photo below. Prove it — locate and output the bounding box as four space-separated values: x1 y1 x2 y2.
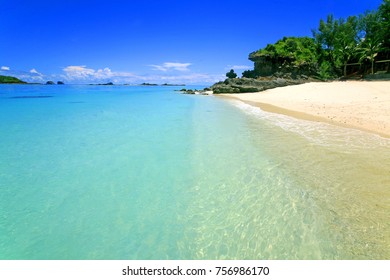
248 55 318 78
177 88 212 95
211 76 315 94
46 81 55 85
248 37 320 78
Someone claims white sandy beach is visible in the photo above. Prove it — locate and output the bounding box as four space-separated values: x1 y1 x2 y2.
221 81 390 138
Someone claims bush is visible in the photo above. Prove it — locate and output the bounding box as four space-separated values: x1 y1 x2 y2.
242 70 257 78
317 61 336 80
226 69 237 79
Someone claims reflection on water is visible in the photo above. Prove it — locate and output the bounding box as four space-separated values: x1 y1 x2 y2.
181 99 390 259
0 85 388 259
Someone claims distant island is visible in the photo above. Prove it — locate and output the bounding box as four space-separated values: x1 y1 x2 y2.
140 82 186 86
140 83 158 86
88 82 114 86
46 81 65 85
0 75 27 84
0 76 68 85
0 77 188 87
161 83 186 86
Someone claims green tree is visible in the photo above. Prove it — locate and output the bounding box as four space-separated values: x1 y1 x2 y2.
335 44 358 77
358 10 382 43
241 69 256 78
357 1 389 73
314 15 360 76
378 0 390 58
245 0 387 79
312 15 339 63
249 37 319 73
226 69 237 79
358 39 383 74
335 17 360 76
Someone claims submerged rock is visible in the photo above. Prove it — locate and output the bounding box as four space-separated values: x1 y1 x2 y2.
178 88 213 95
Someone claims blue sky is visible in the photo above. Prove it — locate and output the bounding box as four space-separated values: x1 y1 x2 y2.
0 0 383 84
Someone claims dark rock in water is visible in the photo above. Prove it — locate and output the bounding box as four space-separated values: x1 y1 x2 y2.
179 88 212 95
140 83 158 86
10 95 53 99
46 81 55 85
57 81 65 85
162 83 186 86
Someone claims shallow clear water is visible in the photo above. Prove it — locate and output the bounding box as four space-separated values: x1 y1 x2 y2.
0 85 389 259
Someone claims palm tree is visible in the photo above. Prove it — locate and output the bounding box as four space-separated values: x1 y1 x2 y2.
336 44 358 77
358 39 383 74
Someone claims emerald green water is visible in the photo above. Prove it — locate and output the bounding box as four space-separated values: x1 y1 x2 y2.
0 85 389 259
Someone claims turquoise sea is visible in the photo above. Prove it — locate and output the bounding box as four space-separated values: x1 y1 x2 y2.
0 85 389 259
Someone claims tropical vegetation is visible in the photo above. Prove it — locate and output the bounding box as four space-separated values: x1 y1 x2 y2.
246 0 390 80
226 69 238 79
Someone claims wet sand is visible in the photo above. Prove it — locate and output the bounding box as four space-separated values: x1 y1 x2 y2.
220 81 390 138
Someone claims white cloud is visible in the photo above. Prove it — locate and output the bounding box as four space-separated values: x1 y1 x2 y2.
17 74 45 82
144 73 225 85
150 62 191 72
62 65 139 82
149 65 167 71
63 65 96 79
0 64 224 85
0 67 45 82
61 65 217 84
63 65 226 84
30 68 42 75
226 65 252 71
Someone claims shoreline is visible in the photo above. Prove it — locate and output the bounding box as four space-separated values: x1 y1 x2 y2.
219 81 390 138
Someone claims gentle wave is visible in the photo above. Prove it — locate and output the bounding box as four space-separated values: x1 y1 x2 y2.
230 99 390 150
